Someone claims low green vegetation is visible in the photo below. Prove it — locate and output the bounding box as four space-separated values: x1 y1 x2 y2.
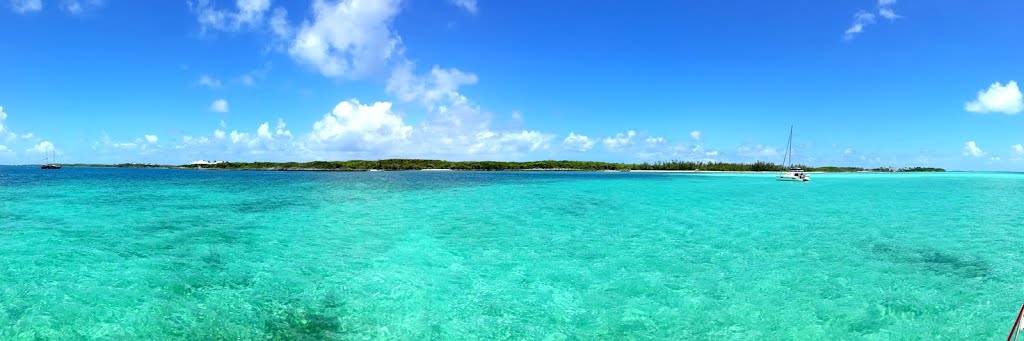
175 159 945 172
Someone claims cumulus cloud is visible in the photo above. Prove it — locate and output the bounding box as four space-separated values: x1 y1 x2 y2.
962 141 984 157
562 132 594 152
27 140 54 154
10 0 42 13
309 99 412 151
448 0 477 14
274 118 292 138
964 81 1022 114
198 75 222 88
257 122 273 139
190 0 271 33
603 130 636 150
288 0 401 78
387 62 478 109
1012 144 1023 159
690 130 701 141
210 99 229 113
145 135 158 143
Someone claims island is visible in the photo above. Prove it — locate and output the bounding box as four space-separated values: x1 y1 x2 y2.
51 160 941 172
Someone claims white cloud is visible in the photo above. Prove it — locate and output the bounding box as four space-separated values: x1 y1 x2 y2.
465 130 552 155
288 0 401 78
10 0 41 13
877 0 900 20
562 132 594 152
257 122 273 139
705 150 719 157
844 11 876 40
0 144 9 153
309 99 412 151
603 131 636 150
190 0 271 33
210 99 229 113
229 130 249 144
878 8 900 20
964 81 1022 114
962 140 984 157
61 0 104 15
0 105 7 134
214 129 226 139
645 136 666 144
27 140 54 154
843 148 854 155
690 130 701 141
448 0 477 14
198 75 222 88
844 0 900 40
268 7 291 39
387 62 479 109
0 105 37 143
1012 144 1023 159
144 135 158 143
274 118 292 138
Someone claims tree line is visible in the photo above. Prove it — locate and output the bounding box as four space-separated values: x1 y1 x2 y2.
177 159 945 172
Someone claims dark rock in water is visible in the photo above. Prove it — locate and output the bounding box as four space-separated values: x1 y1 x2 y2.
264 308 342 340
871 243 991 279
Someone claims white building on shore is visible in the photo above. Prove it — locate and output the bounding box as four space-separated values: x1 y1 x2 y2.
190 160 226 165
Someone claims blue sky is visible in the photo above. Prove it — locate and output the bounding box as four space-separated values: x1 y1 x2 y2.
1 0 1022 170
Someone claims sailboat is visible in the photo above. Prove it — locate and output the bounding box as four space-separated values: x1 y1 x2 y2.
40 150 61 170
776 125 808 182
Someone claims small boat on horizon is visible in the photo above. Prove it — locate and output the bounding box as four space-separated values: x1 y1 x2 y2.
40 150 61 170
777 125 808 182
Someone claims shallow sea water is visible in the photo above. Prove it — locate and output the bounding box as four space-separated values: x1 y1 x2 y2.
1 167 1022 339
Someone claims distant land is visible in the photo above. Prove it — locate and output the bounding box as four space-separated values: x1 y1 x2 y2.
54 160 945 172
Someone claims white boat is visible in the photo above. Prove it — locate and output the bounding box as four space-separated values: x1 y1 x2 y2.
776 125 809 182
777 167 809 182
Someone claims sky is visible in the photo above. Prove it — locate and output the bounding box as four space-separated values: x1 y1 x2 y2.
0 0 1022 170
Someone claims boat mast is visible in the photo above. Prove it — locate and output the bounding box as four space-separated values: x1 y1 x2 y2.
783 125 793 168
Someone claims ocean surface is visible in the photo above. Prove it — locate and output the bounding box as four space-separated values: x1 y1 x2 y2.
1 167 1022 339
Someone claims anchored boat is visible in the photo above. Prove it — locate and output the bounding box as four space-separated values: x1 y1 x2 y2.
40 150 61 170
776 125 808 182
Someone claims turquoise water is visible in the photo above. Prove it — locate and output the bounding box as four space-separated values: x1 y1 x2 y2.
1 167 1022 339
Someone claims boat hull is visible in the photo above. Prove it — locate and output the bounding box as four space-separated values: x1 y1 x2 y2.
777 173 809 182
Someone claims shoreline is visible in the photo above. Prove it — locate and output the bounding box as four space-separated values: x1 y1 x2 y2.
31 165 950 174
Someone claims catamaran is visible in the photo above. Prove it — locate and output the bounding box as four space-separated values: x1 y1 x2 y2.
776 125 809 182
